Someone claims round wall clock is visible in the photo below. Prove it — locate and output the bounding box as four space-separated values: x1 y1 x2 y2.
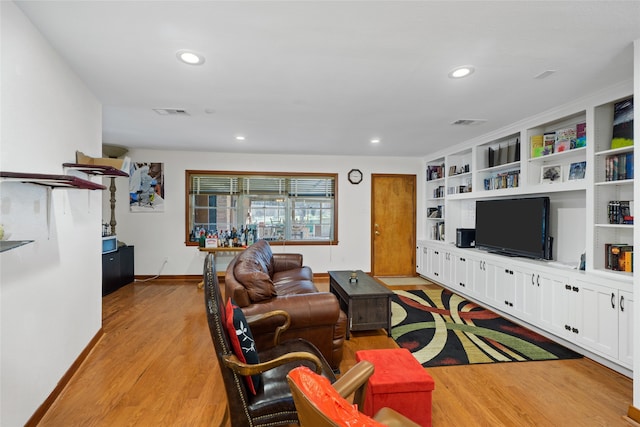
348 168 363 184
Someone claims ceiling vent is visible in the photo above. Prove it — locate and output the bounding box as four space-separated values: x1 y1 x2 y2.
153 108 190 116
451 119 487 126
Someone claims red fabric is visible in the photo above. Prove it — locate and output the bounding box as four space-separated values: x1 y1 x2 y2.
225 299 260 394
356 349 435 427
289 366 385 427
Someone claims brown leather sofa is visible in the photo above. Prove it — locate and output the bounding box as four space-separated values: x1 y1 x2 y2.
225 239 347 370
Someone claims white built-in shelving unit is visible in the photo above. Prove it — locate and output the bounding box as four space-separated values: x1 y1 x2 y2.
417 81 635 376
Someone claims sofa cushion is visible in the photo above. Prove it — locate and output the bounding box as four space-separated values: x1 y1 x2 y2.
234 257 276 303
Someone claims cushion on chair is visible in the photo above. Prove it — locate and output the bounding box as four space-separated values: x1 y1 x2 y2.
225 299 261 394
289 366 385 427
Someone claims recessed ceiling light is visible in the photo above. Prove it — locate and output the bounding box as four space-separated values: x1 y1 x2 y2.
235 136 246 141
176 50 205 65
448 66 475 79
370 138 381 144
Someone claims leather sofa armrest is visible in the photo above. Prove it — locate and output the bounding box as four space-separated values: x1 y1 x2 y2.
273 253 303 273
241 292 340 329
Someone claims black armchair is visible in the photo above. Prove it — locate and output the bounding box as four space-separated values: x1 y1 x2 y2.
203 253 336 427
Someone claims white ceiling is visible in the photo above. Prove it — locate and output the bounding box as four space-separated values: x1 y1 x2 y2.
16 1 640 158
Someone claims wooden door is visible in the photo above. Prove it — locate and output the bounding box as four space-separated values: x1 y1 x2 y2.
371 174 416 276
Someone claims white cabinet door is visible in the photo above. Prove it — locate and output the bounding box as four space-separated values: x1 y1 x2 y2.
494 265 516 313
453 253 472 296
573 280 618 359
416 245 424 276
483 260 503 309
428 247 442 282
514 267 537 323
539 272 568 334
618 290 634 367
471 258 487 298
441 250 454 286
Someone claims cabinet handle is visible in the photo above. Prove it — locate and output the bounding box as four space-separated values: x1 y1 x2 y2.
572 286 579 293
565 284 571 291
620 295 625 312
572 327 579 334
611 293 616 309
531 275 535 286
536 274 540 286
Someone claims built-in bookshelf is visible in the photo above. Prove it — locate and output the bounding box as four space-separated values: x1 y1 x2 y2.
418 83 634 377
593 96 634 277
421 85 634 282
426 158 445 241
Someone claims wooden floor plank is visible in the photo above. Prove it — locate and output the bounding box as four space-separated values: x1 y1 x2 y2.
37 278 632 426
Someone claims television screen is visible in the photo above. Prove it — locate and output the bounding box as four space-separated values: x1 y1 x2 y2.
475 197 550 259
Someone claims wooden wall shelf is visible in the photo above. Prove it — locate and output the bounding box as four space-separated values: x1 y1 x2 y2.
0 171 106 190
62 163 129 177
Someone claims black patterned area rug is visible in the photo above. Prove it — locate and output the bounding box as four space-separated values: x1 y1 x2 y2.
391 288 582 368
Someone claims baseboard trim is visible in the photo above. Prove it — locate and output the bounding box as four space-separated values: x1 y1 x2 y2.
25 328 104 427
626 406 640 425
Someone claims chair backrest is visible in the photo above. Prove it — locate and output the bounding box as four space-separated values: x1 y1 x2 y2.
203 253 253 426
287 366 385 427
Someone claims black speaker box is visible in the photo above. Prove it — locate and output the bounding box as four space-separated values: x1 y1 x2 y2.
456 228 476 248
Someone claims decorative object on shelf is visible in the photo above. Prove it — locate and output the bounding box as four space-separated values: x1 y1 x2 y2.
541 164 562 183
130 162 165 212
349 271 358 283
568 161 586 180
605 243 633 272
426 164 444 181
611 98 633 149
347 168 363 184
555 127 576 152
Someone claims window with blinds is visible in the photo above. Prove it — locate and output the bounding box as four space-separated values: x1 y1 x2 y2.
186 171 337 245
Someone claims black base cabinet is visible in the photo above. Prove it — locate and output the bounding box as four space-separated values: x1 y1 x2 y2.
102 245 134 296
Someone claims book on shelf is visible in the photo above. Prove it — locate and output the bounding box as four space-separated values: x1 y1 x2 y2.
506 138 519 163
431 222 445 241
542 132 555 155
608 200 634 224
498 144 508 165
554 127 575 152
605 243 633 272
611 98 634 149
530 135 544 158
575 122 587 148
483 170 520 190
605 152 634 181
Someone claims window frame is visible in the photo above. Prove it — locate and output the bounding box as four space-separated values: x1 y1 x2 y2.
185 170 339 246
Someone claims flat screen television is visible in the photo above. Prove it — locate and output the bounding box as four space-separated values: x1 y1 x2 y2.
475 196 551 260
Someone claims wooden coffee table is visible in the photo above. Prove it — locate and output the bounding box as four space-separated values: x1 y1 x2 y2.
328 270 393 339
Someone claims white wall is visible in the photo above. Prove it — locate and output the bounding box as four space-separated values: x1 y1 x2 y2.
0 3 103 425
108 149 423 276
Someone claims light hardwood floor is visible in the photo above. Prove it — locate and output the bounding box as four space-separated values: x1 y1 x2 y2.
37 278 632 426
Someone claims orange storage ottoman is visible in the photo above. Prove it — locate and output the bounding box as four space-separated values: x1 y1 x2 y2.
355 348 434 427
